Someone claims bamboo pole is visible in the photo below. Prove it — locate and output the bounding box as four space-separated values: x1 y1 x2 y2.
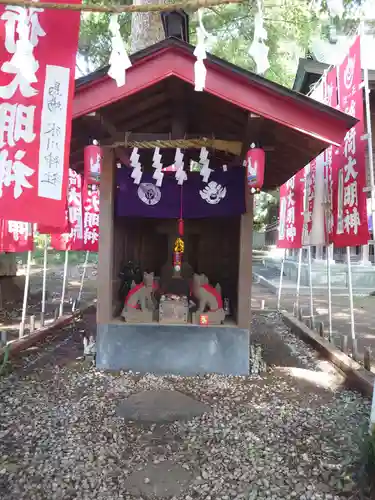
77 251 90 305
40 235 48 327
19 251 32 338
0 0 243 13
59 250 69 318
277 249 285 310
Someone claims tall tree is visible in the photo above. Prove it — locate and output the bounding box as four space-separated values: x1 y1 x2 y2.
130 0 167 52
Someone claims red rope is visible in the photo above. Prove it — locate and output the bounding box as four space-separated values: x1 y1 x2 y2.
178 185 184 237
180 184 183 220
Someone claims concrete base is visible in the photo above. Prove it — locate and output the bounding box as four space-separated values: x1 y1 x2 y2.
96 322 250 375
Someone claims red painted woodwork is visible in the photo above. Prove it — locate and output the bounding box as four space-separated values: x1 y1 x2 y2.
74 46 355 147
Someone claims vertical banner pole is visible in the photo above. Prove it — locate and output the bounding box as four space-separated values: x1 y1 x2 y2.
362 21 375 248
346 246 356 354
59 250 69 318
327 244 333 342
308 246 315 328
77 250 90 304
40 235 48 327
277 249 286 310
370 379 375 434
296 248 303 311
19 250 32 338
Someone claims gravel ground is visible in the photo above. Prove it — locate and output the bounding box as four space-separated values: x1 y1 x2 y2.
0 311 371 500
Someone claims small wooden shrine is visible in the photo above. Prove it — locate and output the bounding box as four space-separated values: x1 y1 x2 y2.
71 37 355 375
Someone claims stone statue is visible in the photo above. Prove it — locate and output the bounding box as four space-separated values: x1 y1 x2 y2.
191 273 225 325
121 272 157 323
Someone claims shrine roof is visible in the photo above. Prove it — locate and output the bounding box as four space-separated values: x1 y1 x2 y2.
71 37 357 190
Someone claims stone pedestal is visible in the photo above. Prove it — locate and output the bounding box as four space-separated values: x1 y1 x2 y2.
96 323 249 375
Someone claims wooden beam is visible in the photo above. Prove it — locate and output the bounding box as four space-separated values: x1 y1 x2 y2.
108 91 167 127
97 149 115 324
167 78 188 139
119 108 170 133
85 111 120 140
192 91 248 126
237 187 253 329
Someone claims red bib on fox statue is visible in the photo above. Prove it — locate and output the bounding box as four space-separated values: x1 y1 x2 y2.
246 147 265 190
125 281 159 309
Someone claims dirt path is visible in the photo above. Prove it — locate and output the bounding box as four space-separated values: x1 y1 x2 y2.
0 262 97 341
0 310 371 500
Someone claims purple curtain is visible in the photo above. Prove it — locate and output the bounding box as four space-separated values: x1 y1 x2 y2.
116 168 245 219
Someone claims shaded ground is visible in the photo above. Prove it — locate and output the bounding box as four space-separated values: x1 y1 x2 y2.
0 309 371 500
252 273 375 370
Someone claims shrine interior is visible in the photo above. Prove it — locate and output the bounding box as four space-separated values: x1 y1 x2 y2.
112 214 240 325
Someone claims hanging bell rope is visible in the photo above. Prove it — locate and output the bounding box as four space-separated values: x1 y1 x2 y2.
107 137 242 156
0 0 243 14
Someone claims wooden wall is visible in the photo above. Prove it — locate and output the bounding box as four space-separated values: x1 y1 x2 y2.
113 216 240 311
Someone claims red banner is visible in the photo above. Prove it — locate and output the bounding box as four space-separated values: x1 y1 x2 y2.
330 37 369 247
277 171 304 248
323 68 339 239
50 232 71 251
50 168 83 250
0 219 33 252
38 205 70 234
0 0 81 226
67 169 84 250
83 183 99 252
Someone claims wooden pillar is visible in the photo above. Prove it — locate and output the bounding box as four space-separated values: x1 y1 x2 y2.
97 149 115 324
237 189 253 329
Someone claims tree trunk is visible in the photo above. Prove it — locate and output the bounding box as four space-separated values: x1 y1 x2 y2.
130 0 166 53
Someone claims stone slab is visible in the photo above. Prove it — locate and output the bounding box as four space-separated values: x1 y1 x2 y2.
96 323 249 375
124 460 193 498
116 389 210 422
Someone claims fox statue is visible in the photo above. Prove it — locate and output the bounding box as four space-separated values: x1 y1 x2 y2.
191 273 225 325
121 272 158 323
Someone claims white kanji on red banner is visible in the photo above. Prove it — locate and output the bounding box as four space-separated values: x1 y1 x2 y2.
277 171 304 249
83 183 99 251
330 36 369 246
50 168 83 250
0 0 81 226
0 218 33 252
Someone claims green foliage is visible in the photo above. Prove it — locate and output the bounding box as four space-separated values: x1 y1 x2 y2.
253 190 279 231
189 0 322 87
79 0 132 69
